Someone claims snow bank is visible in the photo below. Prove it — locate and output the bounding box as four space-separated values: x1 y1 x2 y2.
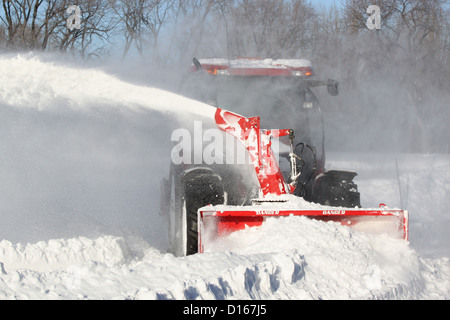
0 236 129 273
1 217 447 300
207 217 426 299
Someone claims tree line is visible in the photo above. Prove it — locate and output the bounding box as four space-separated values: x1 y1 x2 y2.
1 0 449 152
1 1 448 64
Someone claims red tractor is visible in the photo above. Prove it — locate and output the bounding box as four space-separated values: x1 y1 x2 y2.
161 58 407 256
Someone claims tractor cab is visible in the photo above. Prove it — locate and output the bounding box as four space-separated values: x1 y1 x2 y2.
180 58 338 201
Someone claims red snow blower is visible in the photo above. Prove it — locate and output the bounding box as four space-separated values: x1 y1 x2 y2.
198 108 408 253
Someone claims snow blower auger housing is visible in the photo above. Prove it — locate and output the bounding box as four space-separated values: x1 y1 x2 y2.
198 108 409 253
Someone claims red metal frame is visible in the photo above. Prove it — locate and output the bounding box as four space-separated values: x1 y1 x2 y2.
215 108 291 196
197 108 409 253
197 58 314 77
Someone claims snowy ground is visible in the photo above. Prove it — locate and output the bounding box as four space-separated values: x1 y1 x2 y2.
0 54 448 300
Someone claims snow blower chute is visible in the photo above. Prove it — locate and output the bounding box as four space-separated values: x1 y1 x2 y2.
198 108 409 253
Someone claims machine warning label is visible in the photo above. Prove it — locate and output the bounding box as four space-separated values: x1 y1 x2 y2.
322 210 346 215
256 210 280 216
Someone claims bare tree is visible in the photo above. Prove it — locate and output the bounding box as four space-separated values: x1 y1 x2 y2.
110 0 176 61
110 0 147 59
0 0 115 58
1 0 40 49
171 0 220 62
57 0 116 58
336 0 450 153
225 0 317 58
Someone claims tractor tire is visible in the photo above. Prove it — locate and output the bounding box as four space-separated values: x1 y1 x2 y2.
312 170 361 208
181 169 224 256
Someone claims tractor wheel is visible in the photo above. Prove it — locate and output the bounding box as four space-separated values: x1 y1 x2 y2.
312 170 361 208
181 169 224 255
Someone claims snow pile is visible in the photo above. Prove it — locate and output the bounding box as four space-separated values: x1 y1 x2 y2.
0 236 129 273
208 216 422 299
0 54 448 300
1 217 447 300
